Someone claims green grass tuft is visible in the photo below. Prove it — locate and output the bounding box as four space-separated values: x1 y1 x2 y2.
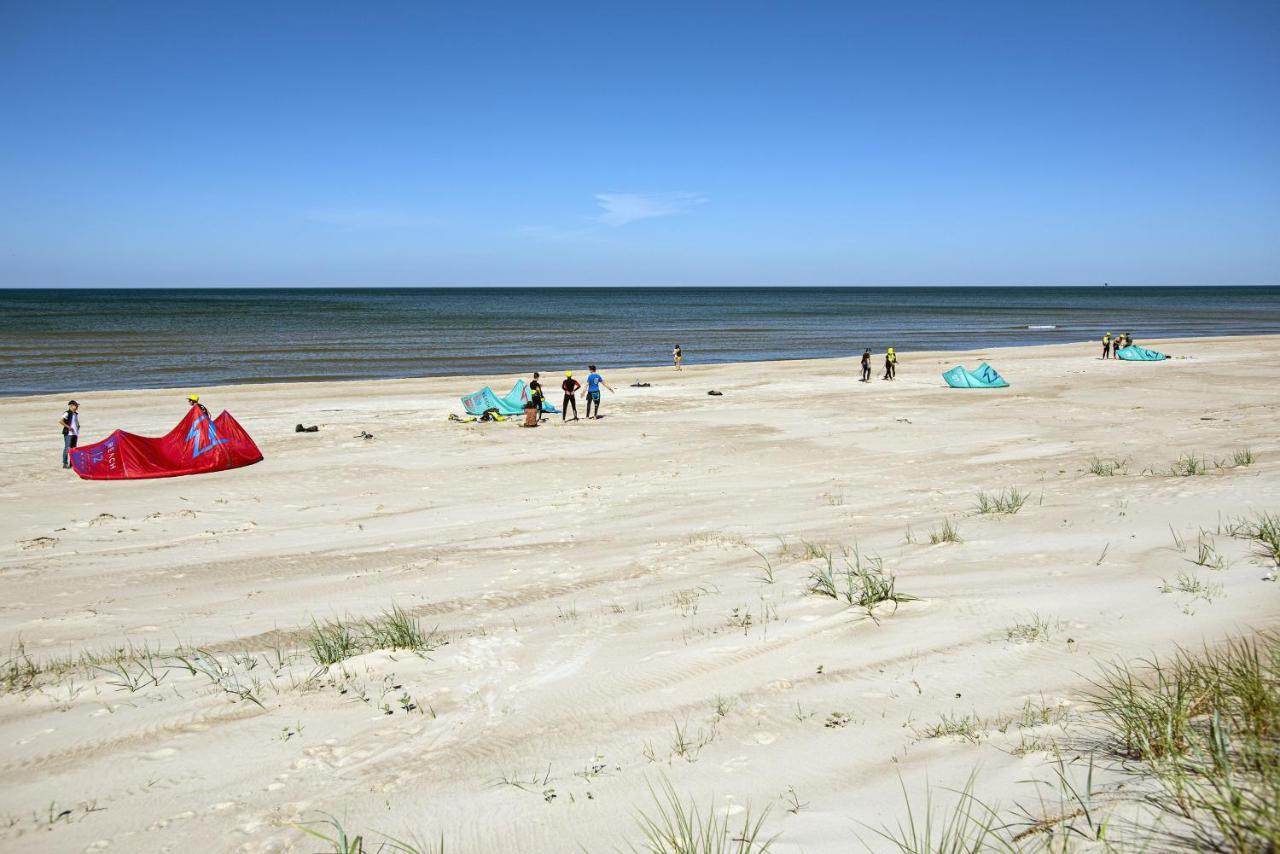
929 519 963 545
974 489 1028 515
629 776 775 853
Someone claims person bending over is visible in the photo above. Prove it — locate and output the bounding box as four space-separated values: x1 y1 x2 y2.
584 365 614 419
561 372 580 421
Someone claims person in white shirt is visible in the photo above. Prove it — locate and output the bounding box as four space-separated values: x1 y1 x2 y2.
60 400 80 469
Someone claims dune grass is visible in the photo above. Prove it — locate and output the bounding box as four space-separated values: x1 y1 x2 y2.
629 777 775 853
1231 447 1256 467
1231 511 1280 565
1169 454 1208 477
1085 632 1280 850
1006 614 1059 644
806 547 917 620
1087 456 1128 477
929 519 963 545
306 606 442 666
295 813 442 853
974 489 1028 515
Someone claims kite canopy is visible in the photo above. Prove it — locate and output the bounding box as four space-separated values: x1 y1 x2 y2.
461 380 558 416
942 362 1010 388
1116 345 1167 361
70 406 263 480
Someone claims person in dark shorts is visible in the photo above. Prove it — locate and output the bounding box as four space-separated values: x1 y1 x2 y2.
584 364 615 419
1102 332 1111 359
561 372 580 421
529 372 545 421
883 348 897 380
60 400 80 469
860 349 872 382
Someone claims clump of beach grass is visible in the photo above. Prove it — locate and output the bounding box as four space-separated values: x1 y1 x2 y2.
920 713 985 744
929 519 963 545
1085 632 1280 850
1087 456 1128 477
1191 532 1226 570
295 812 441 853
860 770 1012 852
1231 447 1256 467
975 489 1028 515
305 607 442 666
805 547 916 620
1160 571 1224 604
1229 511 1280 565
1005 614 1059 644
629 776 775 853
1170 453 1208 477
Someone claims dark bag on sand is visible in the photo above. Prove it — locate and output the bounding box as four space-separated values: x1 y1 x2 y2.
295 424 319 433
707 390 723 396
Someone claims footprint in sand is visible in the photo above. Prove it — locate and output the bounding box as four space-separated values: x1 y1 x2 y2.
19 536 58 550
87 513 118 527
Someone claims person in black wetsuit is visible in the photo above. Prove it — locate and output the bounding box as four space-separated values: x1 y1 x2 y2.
860 349 872 382
529 372 545 421
187 394 209 417
561 372 580 421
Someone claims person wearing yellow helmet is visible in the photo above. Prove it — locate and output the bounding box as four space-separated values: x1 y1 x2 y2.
560 371 580 421
883 347 897 381
1102 331 1112 359
186 393 209 418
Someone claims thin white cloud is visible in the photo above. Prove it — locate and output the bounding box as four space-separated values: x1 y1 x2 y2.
305 208 438 230
594 192 707 226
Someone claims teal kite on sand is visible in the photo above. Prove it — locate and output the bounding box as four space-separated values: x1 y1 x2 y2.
1116 345 1167 361
942 363 1009 388
461 380 558 416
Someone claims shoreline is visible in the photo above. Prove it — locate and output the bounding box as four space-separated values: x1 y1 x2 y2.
3 331 1274 405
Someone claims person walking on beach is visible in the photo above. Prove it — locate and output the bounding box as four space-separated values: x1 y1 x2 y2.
529 372 546 421
860 348 872 382
561 372 580 421
187 394 209 417
1102 332 1111 359
673 344 683 371
584 365 614 419
60 400 80 469
883 348 897 381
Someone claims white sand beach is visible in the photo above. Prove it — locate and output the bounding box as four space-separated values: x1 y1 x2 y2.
1 335 1278 853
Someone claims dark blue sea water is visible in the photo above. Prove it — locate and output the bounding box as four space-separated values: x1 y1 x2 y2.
2 287 1278 396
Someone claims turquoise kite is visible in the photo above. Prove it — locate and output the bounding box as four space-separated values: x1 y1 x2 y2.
461 380 558 416
942 363 1009 388
1116 345 1167 361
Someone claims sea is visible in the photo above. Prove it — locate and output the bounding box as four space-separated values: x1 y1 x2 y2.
2 286 1278 397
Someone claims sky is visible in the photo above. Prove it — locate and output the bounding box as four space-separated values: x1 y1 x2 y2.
1 1 1277 287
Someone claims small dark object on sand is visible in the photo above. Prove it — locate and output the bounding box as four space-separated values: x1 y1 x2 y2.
354 431 374 440
295 424 319 433
707 390 723 396
630 382 651 388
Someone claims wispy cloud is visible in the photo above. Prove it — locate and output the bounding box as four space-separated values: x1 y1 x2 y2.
304 207 438 230
594 192 707 226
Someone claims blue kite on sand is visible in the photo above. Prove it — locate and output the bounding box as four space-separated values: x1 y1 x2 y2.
461 380 559 416
1116 345 1167 361
942 363 1010 388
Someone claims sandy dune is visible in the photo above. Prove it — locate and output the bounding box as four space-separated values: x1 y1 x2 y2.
2 336 1278 852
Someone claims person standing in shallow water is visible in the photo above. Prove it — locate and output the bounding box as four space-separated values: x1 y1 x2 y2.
561 372 580 421
883 347 897 380
60 400 80 469
860 349 872 382
673 344 682 371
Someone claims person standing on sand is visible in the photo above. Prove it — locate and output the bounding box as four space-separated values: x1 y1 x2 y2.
673 344 683 371
561 372 580 421
883 348 897 380
60 400 80 469
187 393 209 417
860 349 872 382
1102 332 1111 359
529 372 546 421
584 364 614 419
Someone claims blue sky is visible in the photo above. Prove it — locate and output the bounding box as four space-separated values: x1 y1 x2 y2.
1 1 1277 287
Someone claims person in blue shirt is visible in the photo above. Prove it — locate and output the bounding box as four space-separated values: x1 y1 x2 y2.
583 364 614 419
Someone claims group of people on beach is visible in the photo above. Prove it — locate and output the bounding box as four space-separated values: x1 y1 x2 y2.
859 348 898 382
1101 331 1134 359
527 365 615 423
58 393 209 469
